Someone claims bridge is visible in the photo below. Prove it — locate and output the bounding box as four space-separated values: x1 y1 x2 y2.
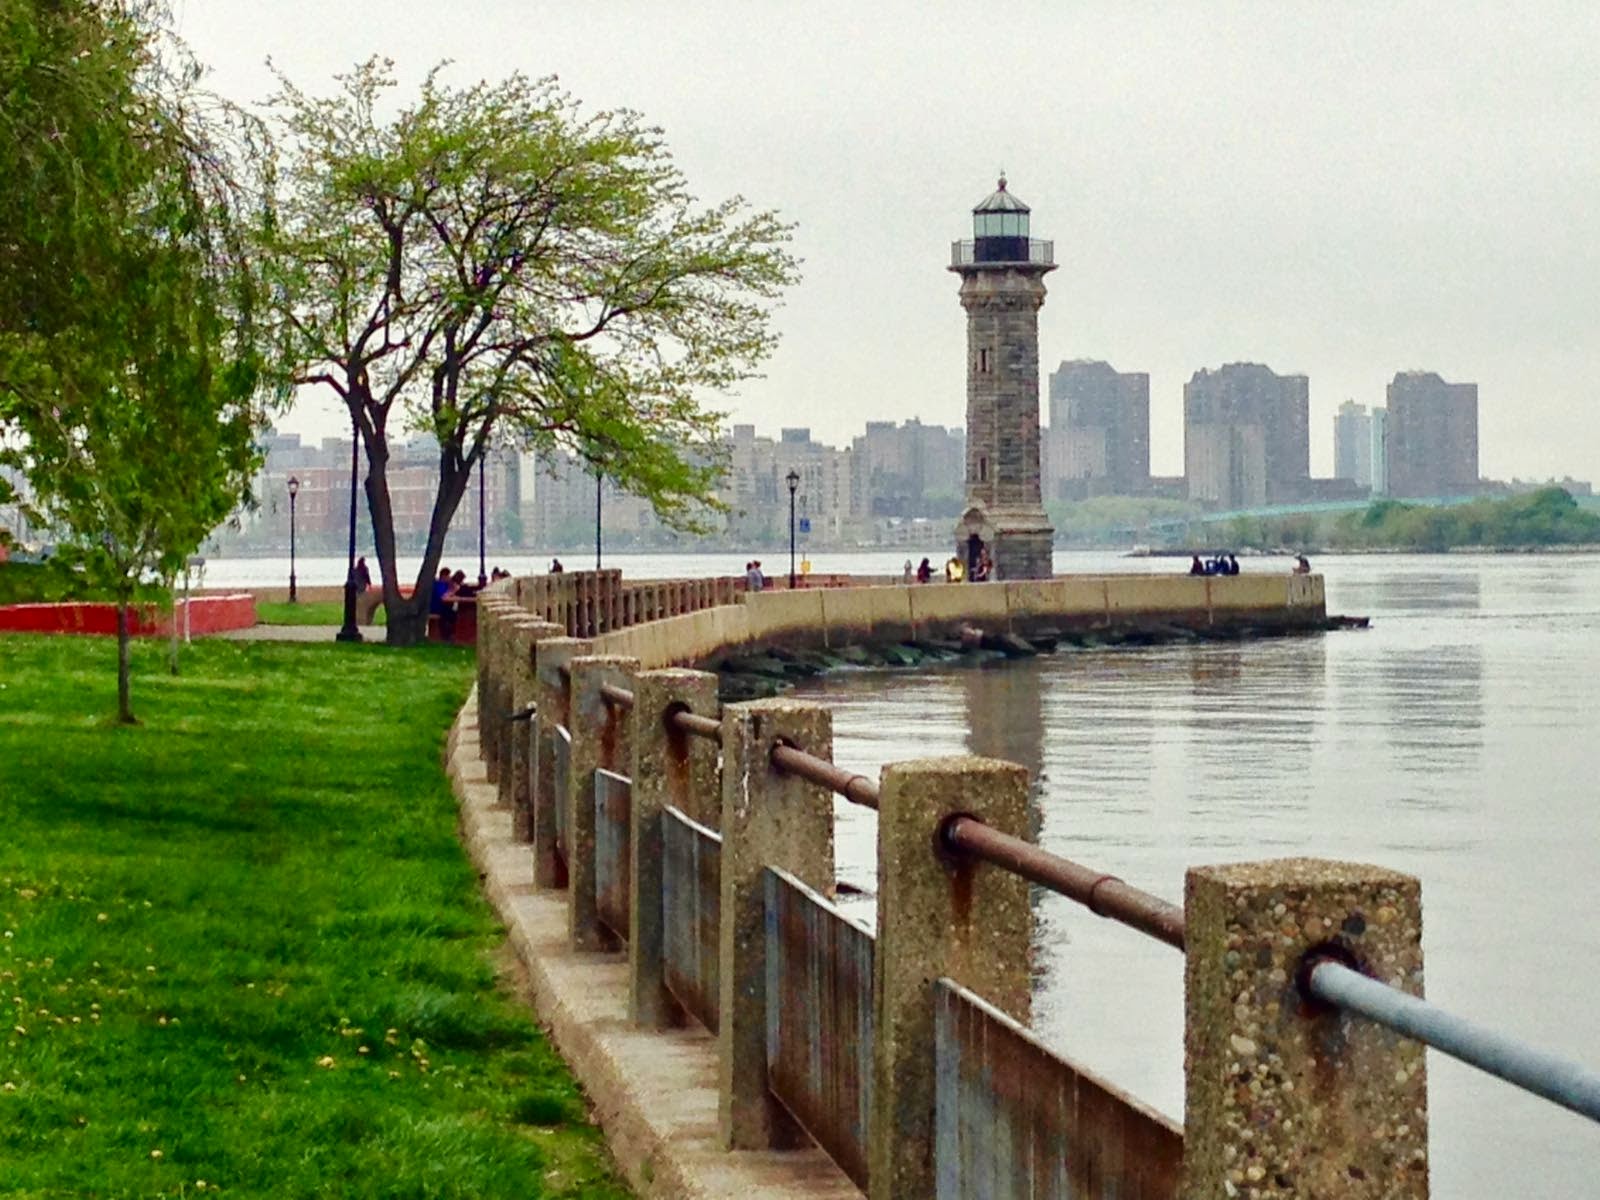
458 569 1598 1199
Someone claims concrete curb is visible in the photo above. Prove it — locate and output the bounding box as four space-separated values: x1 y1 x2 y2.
445 688 861 1200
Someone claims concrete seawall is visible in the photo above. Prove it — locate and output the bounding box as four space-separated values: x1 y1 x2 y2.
587 573 1326 669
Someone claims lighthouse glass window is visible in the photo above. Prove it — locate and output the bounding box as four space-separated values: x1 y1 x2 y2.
976 211 1027 239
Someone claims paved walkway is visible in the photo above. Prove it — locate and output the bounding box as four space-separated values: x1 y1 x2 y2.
447 694 860 1200
214 624 352 642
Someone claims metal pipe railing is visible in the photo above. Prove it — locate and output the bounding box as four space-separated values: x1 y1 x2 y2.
941 816 1185 950
769 742 880 810
667 708 722 742
507 704 537 723
1303 956 1600 1125
600 683 634 710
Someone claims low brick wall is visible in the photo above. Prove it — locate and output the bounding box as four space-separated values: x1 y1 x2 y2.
0 594 257 637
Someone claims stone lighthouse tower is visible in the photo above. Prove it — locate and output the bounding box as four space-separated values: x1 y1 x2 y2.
950 177 1055 580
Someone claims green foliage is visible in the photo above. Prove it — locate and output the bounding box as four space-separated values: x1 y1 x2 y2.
0 562 102 605
1324 488 1600 550
264 59 799 639
0 0 280 718
256 600 386 626
0 634 628 1198
1221 489 1600 552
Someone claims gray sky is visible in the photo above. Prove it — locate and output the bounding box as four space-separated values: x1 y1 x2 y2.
178 1 1600 480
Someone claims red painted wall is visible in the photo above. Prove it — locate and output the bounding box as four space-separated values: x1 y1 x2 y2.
0 594 257 637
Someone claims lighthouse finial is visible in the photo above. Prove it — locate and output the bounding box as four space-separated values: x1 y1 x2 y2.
997 168 1007 191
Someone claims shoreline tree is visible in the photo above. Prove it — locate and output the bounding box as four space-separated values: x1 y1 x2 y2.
0 0 275 722
265 60 799 644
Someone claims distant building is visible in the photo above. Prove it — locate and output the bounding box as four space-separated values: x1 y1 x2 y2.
1369 407 1389 497
1183 363 1310 509
1334 400 1374 489
1386 372 1478 498
850 418 964 519
1047 359 1151 499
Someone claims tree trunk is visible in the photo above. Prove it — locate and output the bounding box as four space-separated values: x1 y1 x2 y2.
354 399 478 648
116 600 136 725
167 578 181 676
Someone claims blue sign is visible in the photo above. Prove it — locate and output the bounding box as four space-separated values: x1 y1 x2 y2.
798 517 811 534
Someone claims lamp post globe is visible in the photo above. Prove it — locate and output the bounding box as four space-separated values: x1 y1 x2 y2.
785 468 800 590
286 476 300 604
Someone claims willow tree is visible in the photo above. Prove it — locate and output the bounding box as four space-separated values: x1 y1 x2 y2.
266 60 798 644
0 0 273 722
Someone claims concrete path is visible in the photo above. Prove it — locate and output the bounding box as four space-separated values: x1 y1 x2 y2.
446 693 861 1200
214 624 350 642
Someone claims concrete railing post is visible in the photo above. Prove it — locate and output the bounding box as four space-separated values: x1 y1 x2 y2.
566 655 640 951
870 757 1032 1200
531 636 593 889
628 668 720 1027
509 619 561 841
717 699 836 1151
1183 859 1428 1199
491 607 528 803
475 597 506 780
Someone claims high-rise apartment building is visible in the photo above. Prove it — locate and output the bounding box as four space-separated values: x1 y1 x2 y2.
1385 372 1478 498
850 418 964 518
1369 407 1389 497
1047 359 1151 499
1183 363 1310 509
1333 400 1374 489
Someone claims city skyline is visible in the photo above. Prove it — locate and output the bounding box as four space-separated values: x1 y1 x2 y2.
179 2 1600 484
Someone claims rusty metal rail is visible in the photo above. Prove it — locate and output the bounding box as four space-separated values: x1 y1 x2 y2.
599 683 634 710
942 817 1185 950
667 708 722 742
770 742 880 810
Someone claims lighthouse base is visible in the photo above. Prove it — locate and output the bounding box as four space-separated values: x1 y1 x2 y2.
955 504 1055 581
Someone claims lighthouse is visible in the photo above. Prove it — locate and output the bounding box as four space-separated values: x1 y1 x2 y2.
949 177 1055 580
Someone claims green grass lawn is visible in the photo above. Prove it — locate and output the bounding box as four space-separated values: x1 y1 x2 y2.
0 634 629 1199
255 601 386 627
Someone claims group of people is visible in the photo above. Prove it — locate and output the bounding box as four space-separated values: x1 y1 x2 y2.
1189 553 1242 576
348 556 511 630
1187 552 1314 576
898 549 992 584
743 560 767 592
429 566 500 639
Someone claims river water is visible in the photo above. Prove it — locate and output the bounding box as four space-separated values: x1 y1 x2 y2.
206 550 1600 1192
788 553 1600 1198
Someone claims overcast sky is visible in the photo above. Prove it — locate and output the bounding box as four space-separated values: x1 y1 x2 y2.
177 1 1600 480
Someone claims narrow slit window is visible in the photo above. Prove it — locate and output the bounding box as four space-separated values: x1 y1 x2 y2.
979 456 988 482
977 347 990 374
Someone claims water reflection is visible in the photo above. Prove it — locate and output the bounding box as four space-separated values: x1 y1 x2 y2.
960 661 1046 794
792 557 1600 1197
1381 645 1484 779
1363 569 1484 614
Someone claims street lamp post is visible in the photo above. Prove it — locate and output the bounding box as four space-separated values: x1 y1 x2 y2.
786 468 799 590
335 413 363 643
595 464 603 570
286 476 299 603
477 455 488 588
